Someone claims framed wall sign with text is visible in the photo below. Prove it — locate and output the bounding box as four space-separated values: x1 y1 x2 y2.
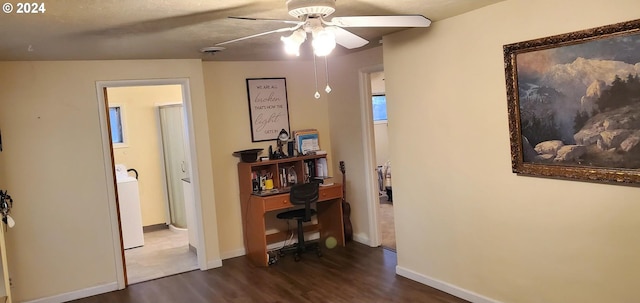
246 78 290 142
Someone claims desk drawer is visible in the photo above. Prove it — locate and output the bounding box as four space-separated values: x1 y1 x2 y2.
263 195 291 211
261 185 342 211
319 185 342 201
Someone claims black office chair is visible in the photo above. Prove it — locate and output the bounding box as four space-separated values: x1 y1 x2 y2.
276 182 322 261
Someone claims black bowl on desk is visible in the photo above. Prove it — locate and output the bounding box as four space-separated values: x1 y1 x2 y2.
233 148 264 163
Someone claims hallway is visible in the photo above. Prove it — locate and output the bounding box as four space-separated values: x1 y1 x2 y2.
125 228 197 284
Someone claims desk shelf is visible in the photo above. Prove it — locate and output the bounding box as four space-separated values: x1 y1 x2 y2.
238 154 328 192
237 155 344 266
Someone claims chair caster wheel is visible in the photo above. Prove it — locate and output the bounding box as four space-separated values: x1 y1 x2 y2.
316 250 322 257
294 254 301 262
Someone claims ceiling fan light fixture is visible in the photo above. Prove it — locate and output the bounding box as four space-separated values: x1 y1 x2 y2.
199 46 225 53
281 29 307 56
287 0 336 19
311 28 336 56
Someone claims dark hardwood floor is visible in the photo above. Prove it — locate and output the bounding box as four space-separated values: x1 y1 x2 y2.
71 242 469 303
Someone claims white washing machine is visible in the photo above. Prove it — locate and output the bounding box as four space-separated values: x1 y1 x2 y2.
115 165 144 249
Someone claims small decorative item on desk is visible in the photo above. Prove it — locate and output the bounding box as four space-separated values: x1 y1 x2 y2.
308 150 327 155
278 166 298 187
256 171 273 191
315 177 334 186
287 141 295 157
288 167 298 185
233 148 264 163
251 172 260 192
272 129 290 159
264 179 274 190
293 129 320 155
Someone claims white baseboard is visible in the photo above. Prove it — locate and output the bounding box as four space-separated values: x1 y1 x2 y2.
220 232 361 263
352 233 371 246
221 248 245 260
206 258 223 269
23 282 118 303
396 266 503 303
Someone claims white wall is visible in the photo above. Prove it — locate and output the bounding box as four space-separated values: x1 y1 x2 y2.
370 71 389 167
384 0 640 302
374 123 389 168
0 60 220 302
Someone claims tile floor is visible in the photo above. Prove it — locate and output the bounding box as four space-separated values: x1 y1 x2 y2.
125 228 198 284
379 195 396 251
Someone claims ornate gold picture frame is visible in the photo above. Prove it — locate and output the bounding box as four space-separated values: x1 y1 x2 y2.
504 19 640 185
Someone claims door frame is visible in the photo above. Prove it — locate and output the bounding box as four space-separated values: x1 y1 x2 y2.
96 78 207 289
358 64 385 247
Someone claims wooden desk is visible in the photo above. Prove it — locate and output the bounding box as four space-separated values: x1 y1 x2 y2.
242 184 345 267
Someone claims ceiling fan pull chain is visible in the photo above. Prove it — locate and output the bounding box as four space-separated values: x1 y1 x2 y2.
324 56 332 94
313 53 321 99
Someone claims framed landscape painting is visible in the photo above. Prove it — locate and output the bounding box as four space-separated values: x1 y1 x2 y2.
504 19 640 185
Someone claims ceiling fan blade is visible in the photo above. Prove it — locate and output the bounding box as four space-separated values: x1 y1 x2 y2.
330 27 369 49
215 25 301 46
228 16 302 25
86 4 266 36
328 15 431 28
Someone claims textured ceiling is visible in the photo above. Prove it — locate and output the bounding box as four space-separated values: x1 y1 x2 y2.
0 0 504 61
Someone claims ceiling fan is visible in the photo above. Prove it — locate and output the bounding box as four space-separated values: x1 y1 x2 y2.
214 0 431 57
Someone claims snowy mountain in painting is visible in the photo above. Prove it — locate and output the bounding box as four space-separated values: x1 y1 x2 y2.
539 57 640 106
519 58 640 144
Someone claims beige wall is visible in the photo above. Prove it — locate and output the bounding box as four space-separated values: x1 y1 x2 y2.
0 2 636 302
384 0 640 302
370 71 385 95
0 135 4 189
108 85 183 226
0 60 220 302
327 47 383 244
202 60 334 257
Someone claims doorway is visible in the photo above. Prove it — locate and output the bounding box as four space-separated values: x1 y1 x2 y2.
356 65 395 250
369 71 396 251
97 79 206 288
107 86 197 284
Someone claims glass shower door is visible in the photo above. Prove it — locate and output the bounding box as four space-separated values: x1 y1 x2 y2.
159 104 188 229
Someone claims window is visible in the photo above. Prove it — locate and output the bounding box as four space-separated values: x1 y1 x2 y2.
372 94 387 122
109 105 127 147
